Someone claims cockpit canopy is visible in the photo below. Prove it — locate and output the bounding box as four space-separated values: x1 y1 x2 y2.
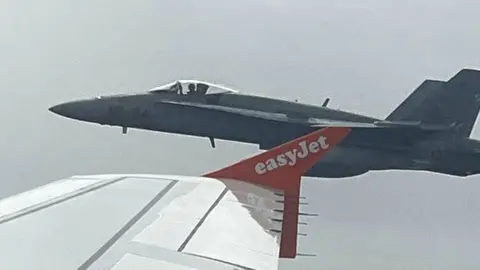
148 79 239 96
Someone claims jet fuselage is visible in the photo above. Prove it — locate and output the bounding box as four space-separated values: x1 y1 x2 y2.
49 88 480 178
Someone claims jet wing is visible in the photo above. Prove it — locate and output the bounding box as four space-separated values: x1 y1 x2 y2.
157 100 313 125
0 173 290 270
158 100 453 132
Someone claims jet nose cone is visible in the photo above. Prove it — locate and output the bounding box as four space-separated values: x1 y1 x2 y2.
48 104 64 115
48 100 99 122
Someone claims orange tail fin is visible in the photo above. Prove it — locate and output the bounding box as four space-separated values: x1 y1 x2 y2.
204 127 351 258
204 127 351 190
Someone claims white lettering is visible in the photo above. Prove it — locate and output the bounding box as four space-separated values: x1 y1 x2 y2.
265 158 278 170
284 149 297 166
255 162 266 174
297 141 309 158
308 141 319 153
318 136 329 149
276 154 288 167
254 135 330 175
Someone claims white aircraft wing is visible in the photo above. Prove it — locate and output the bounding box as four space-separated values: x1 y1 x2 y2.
0 174 284 270
0 127 352 270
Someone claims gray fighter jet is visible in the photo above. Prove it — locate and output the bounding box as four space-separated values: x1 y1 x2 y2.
49 68 480 178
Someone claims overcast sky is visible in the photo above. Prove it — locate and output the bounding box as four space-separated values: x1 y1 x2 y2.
1 0 480 269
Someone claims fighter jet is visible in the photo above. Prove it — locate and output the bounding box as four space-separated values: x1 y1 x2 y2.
49 68 480 178
0 127 351 270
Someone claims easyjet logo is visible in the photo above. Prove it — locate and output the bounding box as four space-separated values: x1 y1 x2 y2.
255 135 329 174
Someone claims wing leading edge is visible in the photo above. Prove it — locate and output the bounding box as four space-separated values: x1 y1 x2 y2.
0 127 350 270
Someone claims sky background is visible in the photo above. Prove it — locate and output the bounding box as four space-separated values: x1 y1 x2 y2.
1 0 480 269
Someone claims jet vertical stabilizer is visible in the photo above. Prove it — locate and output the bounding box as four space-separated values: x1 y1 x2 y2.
386 68 480 137
386 79 445 121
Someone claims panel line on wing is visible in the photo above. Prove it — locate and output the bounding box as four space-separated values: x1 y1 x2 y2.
177 187 228 252
77 180 178 270
0 177 127 225
185 252 256 270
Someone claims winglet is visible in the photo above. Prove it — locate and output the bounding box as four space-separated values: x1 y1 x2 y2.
204 127 351 259
204 127 351 191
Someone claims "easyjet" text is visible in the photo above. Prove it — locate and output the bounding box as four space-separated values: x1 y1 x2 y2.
254 135 329 175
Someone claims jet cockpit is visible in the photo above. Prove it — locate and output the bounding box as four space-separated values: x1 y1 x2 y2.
148 80 239 96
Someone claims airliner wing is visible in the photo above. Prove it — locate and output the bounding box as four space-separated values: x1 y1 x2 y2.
0 174 284 270
0 127 351 270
